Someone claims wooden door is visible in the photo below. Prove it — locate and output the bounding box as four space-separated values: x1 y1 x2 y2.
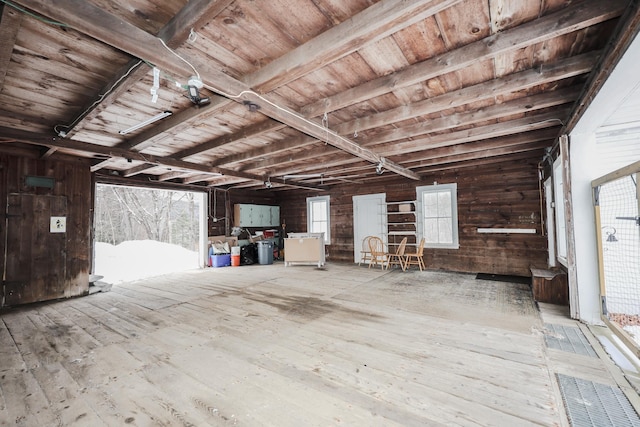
352 193 387 263
3 194 67 306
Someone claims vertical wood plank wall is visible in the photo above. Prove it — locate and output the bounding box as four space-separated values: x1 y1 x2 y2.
0 151 92 307
276 157 547 276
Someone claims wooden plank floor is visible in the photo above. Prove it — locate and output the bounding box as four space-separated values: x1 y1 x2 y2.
0 263 629 426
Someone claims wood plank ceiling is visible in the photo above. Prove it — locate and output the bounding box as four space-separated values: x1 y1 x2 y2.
0 0 632 191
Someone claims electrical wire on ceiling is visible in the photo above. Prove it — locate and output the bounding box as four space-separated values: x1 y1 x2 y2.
153 35 384 164
0 0 68 27
205 84 381 162
158 38 200 80
8 0 378 168
54 60 143 137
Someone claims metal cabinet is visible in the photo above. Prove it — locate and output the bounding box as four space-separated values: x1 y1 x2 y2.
234 204 280 227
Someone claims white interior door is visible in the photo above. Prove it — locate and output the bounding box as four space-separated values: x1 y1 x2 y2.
353 193 387 263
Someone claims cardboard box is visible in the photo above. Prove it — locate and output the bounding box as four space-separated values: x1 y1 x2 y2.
208 235 238 247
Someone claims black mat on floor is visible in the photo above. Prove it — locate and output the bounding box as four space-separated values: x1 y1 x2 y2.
475 273 530 285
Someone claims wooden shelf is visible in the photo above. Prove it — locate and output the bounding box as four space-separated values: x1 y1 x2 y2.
384 200 418 247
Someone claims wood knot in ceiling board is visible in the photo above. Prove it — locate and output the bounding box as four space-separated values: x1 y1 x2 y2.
133 9 151 22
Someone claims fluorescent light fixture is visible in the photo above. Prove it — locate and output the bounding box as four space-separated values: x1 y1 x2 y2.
283 174 323 179
119 111 172 135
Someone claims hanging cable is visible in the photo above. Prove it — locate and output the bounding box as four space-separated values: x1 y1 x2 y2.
54 60 143 136
158 38 200 79
0 0 69 27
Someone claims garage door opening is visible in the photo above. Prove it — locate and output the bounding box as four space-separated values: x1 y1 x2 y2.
93 184 207 284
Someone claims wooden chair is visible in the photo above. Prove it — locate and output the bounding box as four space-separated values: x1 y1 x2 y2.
368 236 387 270
404 238 426 271
358 236 373 266
386 237 407 271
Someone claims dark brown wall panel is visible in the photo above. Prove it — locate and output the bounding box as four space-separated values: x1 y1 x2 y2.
277 157 547 276
0 151 91 307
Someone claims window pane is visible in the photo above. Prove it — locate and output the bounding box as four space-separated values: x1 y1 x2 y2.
438 218 453 244
312 201 327 220
438 191 452 217
423 193 438 218
424 218 439 243
311 221 327 236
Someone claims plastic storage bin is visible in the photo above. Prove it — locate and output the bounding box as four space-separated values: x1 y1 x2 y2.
210 254 231 267
257 240 274 265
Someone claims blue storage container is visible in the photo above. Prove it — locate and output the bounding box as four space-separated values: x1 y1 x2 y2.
210 254 231 267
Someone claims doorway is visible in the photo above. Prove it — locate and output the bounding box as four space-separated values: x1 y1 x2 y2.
93 184 207 284
352 193 387 264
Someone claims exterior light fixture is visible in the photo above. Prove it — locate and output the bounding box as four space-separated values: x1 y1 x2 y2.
119 111 172 135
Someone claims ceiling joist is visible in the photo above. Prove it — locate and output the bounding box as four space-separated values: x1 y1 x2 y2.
0 127 326 191
14 0 420 180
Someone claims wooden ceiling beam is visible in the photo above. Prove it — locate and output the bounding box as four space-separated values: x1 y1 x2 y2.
174 118 284 159
0 5 22 89
60 0 234 140
122 163 159 177
406 140 550 168
334 52 598 135
301 0 627 118
244 0 464 92
264 110 566 178
241 87 577 171
95 0 461 166
225 53 590 171
416 150 546 174
565 0 640 133
157 171 194 182
402 132 557 167
0 126 325 190
182 0 612 167
281 132 554 181
16 0 420 181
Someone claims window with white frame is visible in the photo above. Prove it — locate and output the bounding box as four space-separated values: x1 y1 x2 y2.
553 158 567 265
416 183 459 249
307 195 330 244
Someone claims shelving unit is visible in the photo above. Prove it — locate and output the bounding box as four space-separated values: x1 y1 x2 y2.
385 201 418 249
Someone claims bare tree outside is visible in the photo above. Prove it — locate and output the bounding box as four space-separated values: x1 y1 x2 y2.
94 184 200 250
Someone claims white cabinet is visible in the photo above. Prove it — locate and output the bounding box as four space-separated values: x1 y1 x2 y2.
234 204 280 227
284 232 325 267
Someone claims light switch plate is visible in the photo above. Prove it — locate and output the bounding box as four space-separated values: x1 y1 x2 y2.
50 216 66 233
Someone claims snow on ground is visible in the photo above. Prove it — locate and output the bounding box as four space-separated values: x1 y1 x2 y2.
94 240 200 284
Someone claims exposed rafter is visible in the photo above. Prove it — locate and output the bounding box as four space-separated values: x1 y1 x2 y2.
136 0 621 173
60 0 235 140
0 4 23 89
238 86 579 172
0 127 326 191
14 0 421 180
301 0 626 118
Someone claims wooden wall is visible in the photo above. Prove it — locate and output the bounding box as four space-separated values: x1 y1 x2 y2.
277 156 548 277
0 147 92 307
